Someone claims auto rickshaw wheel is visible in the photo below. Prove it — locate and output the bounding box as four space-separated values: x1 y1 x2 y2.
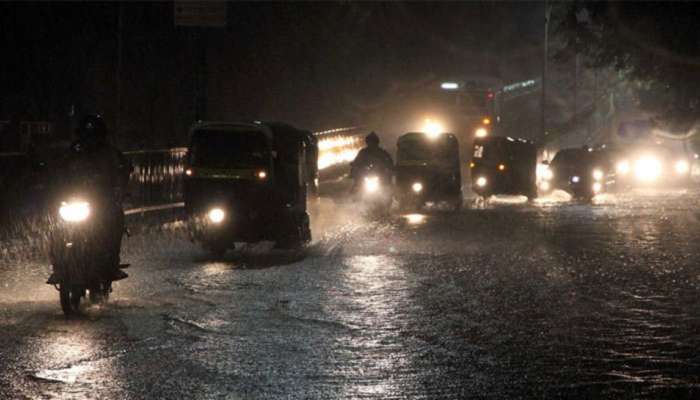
276 213 308 249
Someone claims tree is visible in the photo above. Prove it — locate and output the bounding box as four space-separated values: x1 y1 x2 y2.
555 1 700 135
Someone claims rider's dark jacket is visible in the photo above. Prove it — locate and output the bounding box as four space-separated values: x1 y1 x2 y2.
350 145 394 179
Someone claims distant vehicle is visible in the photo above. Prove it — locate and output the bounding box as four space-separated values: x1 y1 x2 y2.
539 147 609 201
394 132 462 211
183 121 315 255
470 135 537 199
599 144 693 189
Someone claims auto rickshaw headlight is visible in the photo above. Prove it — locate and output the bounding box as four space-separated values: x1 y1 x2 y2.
592 169 604 181
208 208 226 224
59 200 91 223
476 177 487 187
364 176 380 193
675 160 689 174
412 182 423 193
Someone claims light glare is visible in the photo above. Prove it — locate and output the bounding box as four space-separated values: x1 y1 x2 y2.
208 208 225 223
59 201 91 223
475 127 488 138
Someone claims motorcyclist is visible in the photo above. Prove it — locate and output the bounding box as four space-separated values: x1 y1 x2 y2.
350 131 394 184
62 115 131 280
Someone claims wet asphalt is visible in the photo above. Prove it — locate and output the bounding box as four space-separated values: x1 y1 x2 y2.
2 189 700 399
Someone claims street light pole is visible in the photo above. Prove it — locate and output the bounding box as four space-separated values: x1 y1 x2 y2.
542 0 551 141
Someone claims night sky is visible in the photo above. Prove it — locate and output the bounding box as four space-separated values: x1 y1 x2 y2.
1 1 544 149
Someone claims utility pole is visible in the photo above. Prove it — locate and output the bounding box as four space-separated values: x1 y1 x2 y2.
116 2 123 142
542 0 551 141
574 53 579 131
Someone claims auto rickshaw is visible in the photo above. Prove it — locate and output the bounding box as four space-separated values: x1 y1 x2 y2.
470 135 537 199
183 121 316 256
395 132 462 210
539 147 609 201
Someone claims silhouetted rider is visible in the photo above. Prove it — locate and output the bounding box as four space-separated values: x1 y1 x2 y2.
66 115 132 279
350 131 394 181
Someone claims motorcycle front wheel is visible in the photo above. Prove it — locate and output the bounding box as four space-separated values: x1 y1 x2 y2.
59 284 84 316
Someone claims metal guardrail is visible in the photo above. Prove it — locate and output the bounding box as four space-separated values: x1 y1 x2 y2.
124 147 187 209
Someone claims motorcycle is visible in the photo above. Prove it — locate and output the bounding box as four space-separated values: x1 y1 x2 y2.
353 163 393 215
47 180 128 316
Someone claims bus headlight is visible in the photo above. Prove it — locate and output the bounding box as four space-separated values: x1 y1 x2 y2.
411 182 423 193
675 160 689 174
208 208 226 224
59 201 91 223
476 177 487 187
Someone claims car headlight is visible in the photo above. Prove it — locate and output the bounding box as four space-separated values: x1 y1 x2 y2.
616 160 630 175
364 176 380 193
59 201 91 223
635 157 661 181
675 160 689 174
592 182 602 193
208 208 226 223
592 169 604 181
476 177 487 187
412 182 423 193
475 127 488 138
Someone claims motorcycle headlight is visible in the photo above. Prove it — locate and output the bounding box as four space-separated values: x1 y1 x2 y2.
592 169 604 181
208 208 226 223
412 182 423 193
59 201 91 223
364 176 380 193
476 177 487 187
592 182 602 193
571 176 580 183
675 160 689 174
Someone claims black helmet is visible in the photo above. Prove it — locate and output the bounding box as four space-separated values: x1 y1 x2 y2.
365 131 380 146
77 114 107 141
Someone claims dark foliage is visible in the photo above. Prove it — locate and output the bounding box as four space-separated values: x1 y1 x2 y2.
556 1 700 133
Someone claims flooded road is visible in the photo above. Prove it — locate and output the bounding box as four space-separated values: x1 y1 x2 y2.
2 189 700 399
